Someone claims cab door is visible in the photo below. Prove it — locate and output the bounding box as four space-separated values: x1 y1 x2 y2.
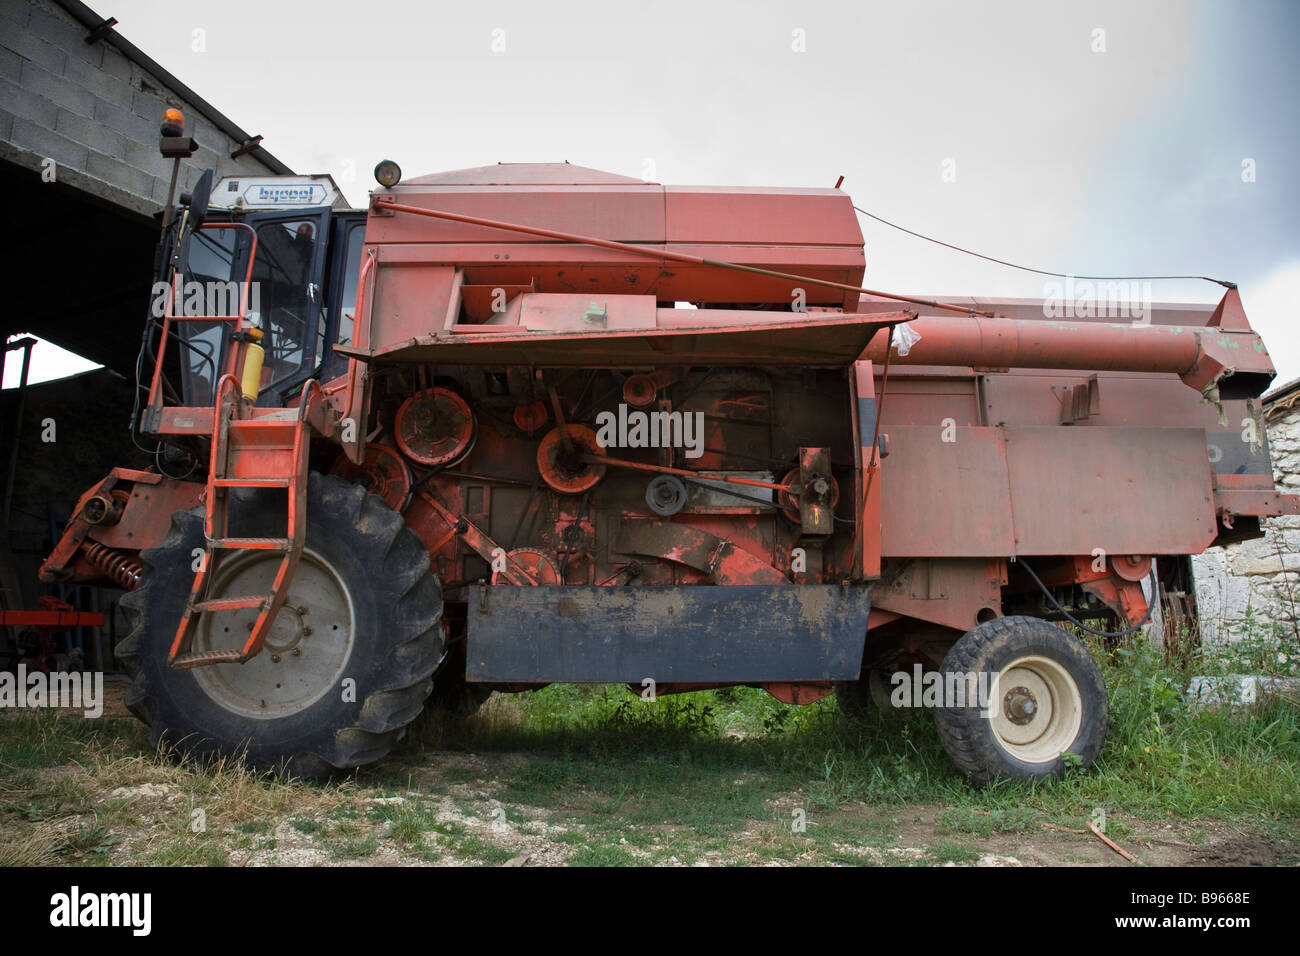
236 208 332 407
320 213 368 383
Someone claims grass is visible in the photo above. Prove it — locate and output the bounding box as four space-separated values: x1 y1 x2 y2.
927 841 981 864
565 842 645 867
934 806 1040 836
1 630 1297 866
385 637 1300 860
440 647 1300 824
1192 612 1300 678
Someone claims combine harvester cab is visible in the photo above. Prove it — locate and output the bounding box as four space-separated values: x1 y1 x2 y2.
40 151 1299 783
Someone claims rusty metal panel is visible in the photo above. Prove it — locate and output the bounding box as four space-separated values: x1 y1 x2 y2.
363 241 864 307
665 186 864 246
369 264 457 349
94 479 203 551
873 558 1007 633
982 371 1205 427
466 584 872 683
982 372 1277 485
1003 427 1216 555
875 375 981 427
488 293 658 330
880 427 1016 557
365 184 666 245
1206 429 1275 477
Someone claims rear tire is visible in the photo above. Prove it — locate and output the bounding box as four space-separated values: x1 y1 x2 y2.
933 616 1108 784
117 472 442 778
834 669 894 719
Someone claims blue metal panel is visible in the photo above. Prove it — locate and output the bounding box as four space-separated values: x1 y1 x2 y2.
466 585 872 683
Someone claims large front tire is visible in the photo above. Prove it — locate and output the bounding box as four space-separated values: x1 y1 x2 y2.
117 473 442 777
933 616 1108 784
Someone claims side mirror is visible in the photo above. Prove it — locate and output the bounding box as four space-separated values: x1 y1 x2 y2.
172 169 214 276
187 168 213 231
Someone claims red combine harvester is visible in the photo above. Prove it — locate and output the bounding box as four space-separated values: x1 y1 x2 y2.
40 144 1299 782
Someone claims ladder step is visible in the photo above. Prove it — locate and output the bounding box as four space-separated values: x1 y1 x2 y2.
211 537 292 550
229 417 298 431
248 409 298 421
171 648 245 668
193 595 267 612
213 477 293 488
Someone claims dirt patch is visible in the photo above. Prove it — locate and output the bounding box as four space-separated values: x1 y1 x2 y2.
880 804 1291 867
98 677 132 719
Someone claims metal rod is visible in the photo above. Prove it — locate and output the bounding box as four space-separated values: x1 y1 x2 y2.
581 452 792 491
3 338 34 529
547 386 574 455
159 155 182 238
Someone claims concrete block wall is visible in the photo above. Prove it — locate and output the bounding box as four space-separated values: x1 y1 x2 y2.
1192 397 1300 645
0 0 287 219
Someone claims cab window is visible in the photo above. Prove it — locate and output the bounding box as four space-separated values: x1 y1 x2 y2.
252 218 320 385
335 224 366 348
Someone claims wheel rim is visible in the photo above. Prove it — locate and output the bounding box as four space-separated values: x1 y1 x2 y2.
989 655 1082 764
190 547 355 720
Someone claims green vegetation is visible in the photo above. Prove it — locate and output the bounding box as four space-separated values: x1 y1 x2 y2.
0 630 1296 866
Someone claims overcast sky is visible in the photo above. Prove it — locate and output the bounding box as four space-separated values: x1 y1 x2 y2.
9 0 1298 385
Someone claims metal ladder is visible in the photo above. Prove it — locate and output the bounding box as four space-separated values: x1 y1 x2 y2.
167 376 318 669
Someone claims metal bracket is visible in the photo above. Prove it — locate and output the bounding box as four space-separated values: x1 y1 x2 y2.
84 17 118 44
231 135 264 160
1056 374 1100 424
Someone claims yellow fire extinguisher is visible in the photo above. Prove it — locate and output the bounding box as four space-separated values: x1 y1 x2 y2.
240 327 265 401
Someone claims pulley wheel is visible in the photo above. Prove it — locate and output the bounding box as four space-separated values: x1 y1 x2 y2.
330 443 412 512
645 475 688 516
1111 554 1151 582
493 548 561 585
778 467 839 524
395 387 476 466
622 374 658 409
536 424 607 494
513 401 549 434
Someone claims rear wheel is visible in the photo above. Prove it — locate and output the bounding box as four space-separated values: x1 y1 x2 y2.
933 616 1108 784
834 669 894 719
117 472 442 777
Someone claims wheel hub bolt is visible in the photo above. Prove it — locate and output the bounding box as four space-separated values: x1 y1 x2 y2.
1003 686 1038 724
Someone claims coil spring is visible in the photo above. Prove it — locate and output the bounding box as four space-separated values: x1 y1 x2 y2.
84 541 142 590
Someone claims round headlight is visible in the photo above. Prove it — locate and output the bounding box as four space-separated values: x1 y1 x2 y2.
373 160 402 188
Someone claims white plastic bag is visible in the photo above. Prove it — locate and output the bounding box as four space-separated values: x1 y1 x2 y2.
891 323 921 356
